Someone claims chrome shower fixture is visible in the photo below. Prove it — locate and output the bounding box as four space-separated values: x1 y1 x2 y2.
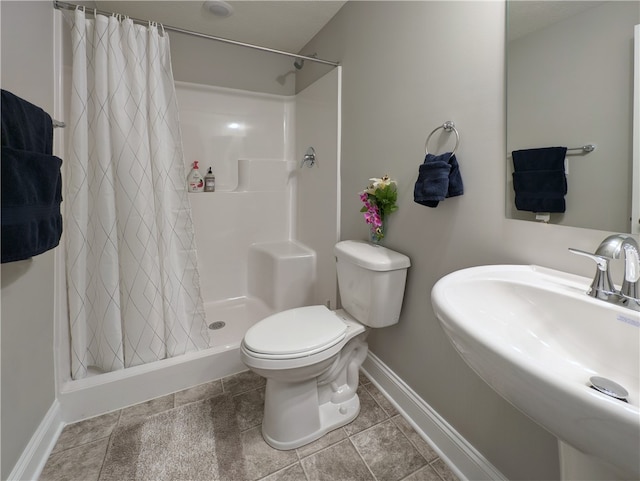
293 53 318 70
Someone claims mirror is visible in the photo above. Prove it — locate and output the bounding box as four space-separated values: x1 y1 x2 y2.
506 1 639 233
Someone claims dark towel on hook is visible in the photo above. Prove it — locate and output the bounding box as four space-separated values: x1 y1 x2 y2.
413 152 464 208
1 147 63 263
1 89 53 154
511 147 567 213
1 89 63 263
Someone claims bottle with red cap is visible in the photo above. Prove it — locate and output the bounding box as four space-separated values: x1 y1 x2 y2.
187 160 204 193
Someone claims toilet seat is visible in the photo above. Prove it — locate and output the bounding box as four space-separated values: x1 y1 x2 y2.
243 305 347 359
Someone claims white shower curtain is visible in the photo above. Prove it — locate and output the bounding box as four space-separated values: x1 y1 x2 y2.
66 9 208 380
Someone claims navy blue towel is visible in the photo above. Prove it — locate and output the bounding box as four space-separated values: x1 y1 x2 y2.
414 152 464 208
1 90 63 263
512 147 567 213
1 90 53 154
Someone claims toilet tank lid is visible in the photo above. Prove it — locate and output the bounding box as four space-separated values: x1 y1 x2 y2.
334 240 411 271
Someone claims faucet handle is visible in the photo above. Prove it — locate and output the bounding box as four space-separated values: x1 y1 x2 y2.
568 248 612 269
568 248 616 300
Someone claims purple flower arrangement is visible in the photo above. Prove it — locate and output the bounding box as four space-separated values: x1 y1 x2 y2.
359 175 398 243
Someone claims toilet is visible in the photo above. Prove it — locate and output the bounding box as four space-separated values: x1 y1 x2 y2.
240 240 410 450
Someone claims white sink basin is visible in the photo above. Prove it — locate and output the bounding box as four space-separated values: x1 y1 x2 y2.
432 265 640 479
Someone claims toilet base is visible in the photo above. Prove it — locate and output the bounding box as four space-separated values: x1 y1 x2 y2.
244 320 369 451
262 394 360 450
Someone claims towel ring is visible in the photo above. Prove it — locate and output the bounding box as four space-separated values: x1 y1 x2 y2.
425 121 460 158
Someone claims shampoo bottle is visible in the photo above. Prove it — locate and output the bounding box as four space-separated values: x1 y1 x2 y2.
204 166 216 192
187 160 204 193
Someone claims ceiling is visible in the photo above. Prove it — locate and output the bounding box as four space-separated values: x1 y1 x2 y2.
95 1 347 53
88 1 606 53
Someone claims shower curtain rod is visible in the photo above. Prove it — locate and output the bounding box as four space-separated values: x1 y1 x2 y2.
52 0 339 67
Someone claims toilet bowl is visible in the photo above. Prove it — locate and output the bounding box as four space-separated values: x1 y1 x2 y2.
241 240 410 450
241 306 368 449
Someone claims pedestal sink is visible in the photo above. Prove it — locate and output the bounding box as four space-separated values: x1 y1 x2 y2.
431 265 639 480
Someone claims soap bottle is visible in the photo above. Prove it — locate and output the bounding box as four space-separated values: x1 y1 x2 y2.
204 166 216 192
187 161 204 193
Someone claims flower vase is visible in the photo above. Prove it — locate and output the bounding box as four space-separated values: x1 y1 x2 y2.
370 217 386 244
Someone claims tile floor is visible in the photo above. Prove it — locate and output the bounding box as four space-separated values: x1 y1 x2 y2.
40 370 460 481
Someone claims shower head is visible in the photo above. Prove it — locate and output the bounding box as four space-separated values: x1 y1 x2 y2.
293 53 317 71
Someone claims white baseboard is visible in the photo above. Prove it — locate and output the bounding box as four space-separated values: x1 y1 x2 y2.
362 353 507 481
7 400 64 481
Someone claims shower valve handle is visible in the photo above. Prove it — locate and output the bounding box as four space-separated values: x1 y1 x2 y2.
301 147 316 168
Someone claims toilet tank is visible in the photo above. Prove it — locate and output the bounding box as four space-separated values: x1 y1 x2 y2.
334 240 410 328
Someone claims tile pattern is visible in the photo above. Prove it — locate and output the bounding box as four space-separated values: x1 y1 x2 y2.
39 371 460 481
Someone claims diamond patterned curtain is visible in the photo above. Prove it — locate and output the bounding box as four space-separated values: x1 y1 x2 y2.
66 9 208 380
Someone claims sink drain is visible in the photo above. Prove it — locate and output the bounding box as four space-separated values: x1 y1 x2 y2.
589 376 629 402
208 321 226 330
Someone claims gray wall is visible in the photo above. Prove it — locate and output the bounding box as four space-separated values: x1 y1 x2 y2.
1 2 57 479
299 2 633 479
169 29 297 95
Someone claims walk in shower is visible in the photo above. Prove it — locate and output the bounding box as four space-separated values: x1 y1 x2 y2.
52 2 341 423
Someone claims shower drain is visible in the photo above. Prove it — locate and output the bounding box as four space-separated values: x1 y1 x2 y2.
208 321 226 330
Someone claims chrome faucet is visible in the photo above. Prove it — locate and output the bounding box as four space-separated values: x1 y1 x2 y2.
596 235 639 304
569 234 640 311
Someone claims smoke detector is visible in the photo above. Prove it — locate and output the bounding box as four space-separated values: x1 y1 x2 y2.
203 1 234 18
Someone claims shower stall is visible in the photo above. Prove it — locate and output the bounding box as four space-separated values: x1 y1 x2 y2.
52 4 341 423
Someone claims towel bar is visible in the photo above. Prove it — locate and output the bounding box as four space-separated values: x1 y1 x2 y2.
425 121 459 157
567 144 596 153
507 144 596 159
